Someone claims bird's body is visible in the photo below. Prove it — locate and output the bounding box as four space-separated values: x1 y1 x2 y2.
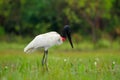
24 31 63 53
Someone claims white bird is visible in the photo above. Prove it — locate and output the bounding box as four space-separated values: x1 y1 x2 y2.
24 25 74 70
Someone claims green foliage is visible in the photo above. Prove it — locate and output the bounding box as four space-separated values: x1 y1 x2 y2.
34 22 51 34
96 39 111 48
0 26 5 36
0 0 120 39
63 7 81 23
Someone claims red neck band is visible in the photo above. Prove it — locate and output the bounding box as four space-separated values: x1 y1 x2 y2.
61 37 66 42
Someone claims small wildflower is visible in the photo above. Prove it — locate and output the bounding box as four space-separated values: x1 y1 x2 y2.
94 61 97 66
112 61 115 65
64 59 67 62
4 66 8 70
112 61 116 69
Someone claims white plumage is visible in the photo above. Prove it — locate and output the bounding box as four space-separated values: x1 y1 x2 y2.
24 31 63 53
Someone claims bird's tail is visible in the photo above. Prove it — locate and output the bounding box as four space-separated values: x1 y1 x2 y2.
24 45 36 53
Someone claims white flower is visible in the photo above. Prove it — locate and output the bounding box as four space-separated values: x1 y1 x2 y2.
94 61 97 66
112 61 115 65
64 59 67 62
4 66 8 69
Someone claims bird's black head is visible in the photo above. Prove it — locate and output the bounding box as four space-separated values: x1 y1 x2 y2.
61 25 74 48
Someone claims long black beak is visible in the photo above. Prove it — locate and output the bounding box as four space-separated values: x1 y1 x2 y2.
62 25 74 48
66 31 74 48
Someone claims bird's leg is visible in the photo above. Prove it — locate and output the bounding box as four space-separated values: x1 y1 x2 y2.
42 51 46 66
45 50 49 71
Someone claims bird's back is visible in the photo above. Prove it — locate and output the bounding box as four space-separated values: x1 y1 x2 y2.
24 31 63 53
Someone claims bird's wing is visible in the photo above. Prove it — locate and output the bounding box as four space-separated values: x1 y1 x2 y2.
24 35 44 53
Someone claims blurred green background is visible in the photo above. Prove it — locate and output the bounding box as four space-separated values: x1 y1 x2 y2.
0 1 120 80
0 0 120 49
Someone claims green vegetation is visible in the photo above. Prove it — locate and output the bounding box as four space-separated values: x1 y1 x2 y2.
0 0 120 42
0 42 120 80
0 0 120 79
0 50 120 80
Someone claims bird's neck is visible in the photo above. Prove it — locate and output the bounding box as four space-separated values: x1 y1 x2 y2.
61 36 66 42
61 28 67 42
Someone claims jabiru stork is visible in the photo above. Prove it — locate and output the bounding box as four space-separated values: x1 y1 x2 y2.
24 25 74 70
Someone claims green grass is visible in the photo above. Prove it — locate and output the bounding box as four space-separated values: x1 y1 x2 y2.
0 50 120 80
0 42 120 80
